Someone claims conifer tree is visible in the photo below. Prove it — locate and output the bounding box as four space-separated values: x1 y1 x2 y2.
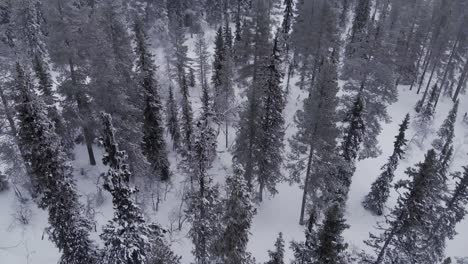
186 94 221 263
32 54 72 152
425 166 468 262
214 168 256 264
432 100 459 177
195 32 210 93
257 36 285 201
212 26 226 117
289 51 341 224
363 114 410 215
100 113 179 264
266 232 285 264
336 95 366 203
134 20 171 181
180 72 194 157
314 204 349 264
189 67 196 87
291 212 318 264
347 0 371 57
15 63 99 264
166 85 181 150
366 150 446 264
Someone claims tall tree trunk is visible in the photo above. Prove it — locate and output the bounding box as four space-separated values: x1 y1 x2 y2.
435 37 459 110
299 144 314 225
417 50 432 94
419 60 438 106
69 58 96 166
453 59 468 102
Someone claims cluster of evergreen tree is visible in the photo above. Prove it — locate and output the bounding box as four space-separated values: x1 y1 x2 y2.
0 0 468 263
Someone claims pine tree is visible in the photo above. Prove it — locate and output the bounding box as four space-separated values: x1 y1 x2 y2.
194 32 210 93
266 232 285 264
280 0 294 56
134 20 171 181
432 100 459 177
189 67 196 87
32 54 72 153
212 26 226 117
186 94 221 263
336 95 366 203
99 113 179 264
180 72 194 158
366 149 447 264
214 168 256 264
347 0 371 57
314 204 349 264
15 63 99 264
45 0 97 166
291 211 318 264
363 114 410 215
289 51 341 224
257 35 285 201
166 85 181 150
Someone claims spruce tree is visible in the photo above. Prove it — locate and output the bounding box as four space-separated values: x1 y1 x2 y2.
366 149 446 264
289 52 341 224
134 20 171 181
257 36 285 201
99 113 179 264
291 211 318 264
280 0 294 55
180 72 194 158
215 168 256 264
195 32 210 93
432 100 459 177
166 85 181 150
314 204 349 264
15 63 99 264
363 114 410 215
266 232 285 264
32 54 72 153
186 96 221 263
212 26 226 118
336 95 366 203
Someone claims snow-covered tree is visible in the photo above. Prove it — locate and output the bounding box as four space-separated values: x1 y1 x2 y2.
289 51 341 224
134 19 171 181
214 168 256 264
256 35 285 201
313 204 349 264
166 85 181 150
366 149 447 263
15 63 99 264
100 113 179 264
363 114 410 215
266 232 285 264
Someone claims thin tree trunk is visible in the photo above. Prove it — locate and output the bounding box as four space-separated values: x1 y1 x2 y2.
299 144 314 225
419 60 438 106
69 58 96 166
225 119 228 148
417 50 432 94
435 37 459 109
